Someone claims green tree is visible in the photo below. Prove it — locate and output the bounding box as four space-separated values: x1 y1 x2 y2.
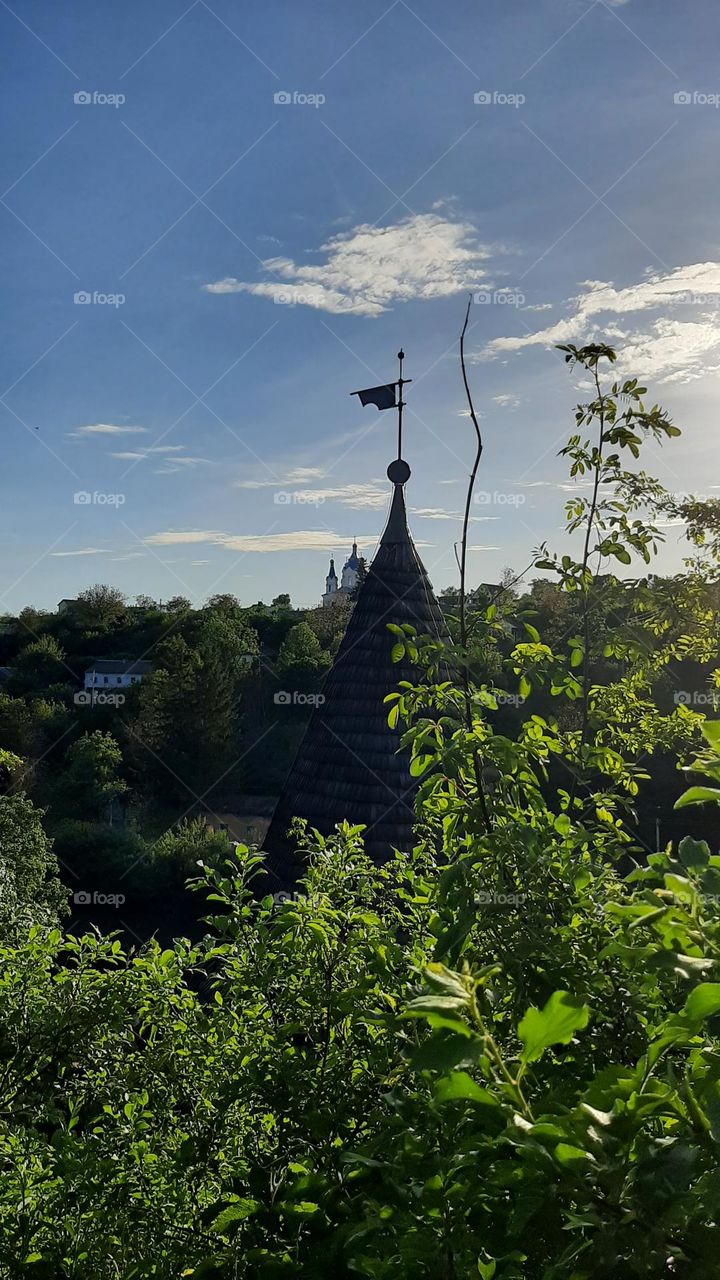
0 791 67 932
76 584 127 630
59 731 128 820
9 634 68 695
151 817 233 887
276 621 330 681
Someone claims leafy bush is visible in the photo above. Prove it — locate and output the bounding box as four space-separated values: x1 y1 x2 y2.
1 343 719 1276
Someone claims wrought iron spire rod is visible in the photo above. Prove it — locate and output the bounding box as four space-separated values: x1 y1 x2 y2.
396 348 405 460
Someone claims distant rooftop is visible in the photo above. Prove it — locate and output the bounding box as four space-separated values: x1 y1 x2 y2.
84 660 153 675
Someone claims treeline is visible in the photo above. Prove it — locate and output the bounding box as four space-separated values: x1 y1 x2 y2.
1 568 717 941
0 586 351 938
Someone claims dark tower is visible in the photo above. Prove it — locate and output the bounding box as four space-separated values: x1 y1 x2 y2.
264 354 445 885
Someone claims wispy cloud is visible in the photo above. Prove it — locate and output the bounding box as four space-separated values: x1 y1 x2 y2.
50 547 107 557
69 423 149 438
481 262 720 384
236 466 325 489
145 529 379 554
153 456 211 474
237 470 391 510
492 394 521 408
109 444 210 473
411 507 500 522
204 213 495 316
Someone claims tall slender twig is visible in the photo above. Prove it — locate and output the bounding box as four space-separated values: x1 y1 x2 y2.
458 296 491 833
570 361 606 802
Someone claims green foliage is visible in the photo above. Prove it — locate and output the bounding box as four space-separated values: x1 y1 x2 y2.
8 634 69 696
276 621 331 680
151 817 234 886
58 730 128 819
76 583 127 630
0 791 67 932
0 343 719 1275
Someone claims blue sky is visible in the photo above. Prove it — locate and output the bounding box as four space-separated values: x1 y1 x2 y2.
1 0 719 612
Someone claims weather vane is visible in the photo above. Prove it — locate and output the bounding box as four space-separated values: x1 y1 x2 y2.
351 350 412 471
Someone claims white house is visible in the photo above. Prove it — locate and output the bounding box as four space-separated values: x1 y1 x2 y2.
83 659 153 691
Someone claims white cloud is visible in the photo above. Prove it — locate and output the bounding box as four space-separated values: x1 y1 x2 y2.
492 394 521 408
145 529 378 554
153 456 210 474
411 507 500 522
236 471 391 510
109 445 210 473
481 262 720 384
204 213 494 316
236 466 325 489
70 423 148 438
51 548 106 557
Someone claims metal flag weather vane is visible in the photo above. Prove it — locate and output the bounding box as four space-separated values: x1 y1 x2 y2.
351 349 412 462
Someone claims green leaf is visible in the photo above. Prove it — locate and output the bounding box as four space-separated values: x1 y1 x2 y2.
553 1143 592 1169
683 983 720 1023
411 1033 483 1072
700 720 720 750
211 1200 259 1233
279 1200 320 1217
519 991 590 1063
434 1072 503 1119
675 786 720 809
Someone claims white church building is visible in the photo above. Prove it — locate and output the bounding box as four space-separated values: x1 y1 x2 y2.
322 541 362 607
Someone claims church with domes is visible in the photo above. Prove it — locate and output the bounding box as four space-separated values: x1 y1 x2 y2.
322 541 362 606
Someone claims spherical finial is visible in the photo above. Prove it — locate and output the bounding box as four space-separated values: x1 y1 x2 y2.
387 458 411 485
397 348 404 361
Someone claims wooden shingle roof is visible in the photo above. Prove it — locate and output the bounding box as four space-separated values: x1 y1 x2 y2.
263 464 444 885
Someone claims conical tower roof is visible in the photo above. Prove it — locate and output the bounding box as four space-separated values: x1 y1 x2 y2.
264 456 445 886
